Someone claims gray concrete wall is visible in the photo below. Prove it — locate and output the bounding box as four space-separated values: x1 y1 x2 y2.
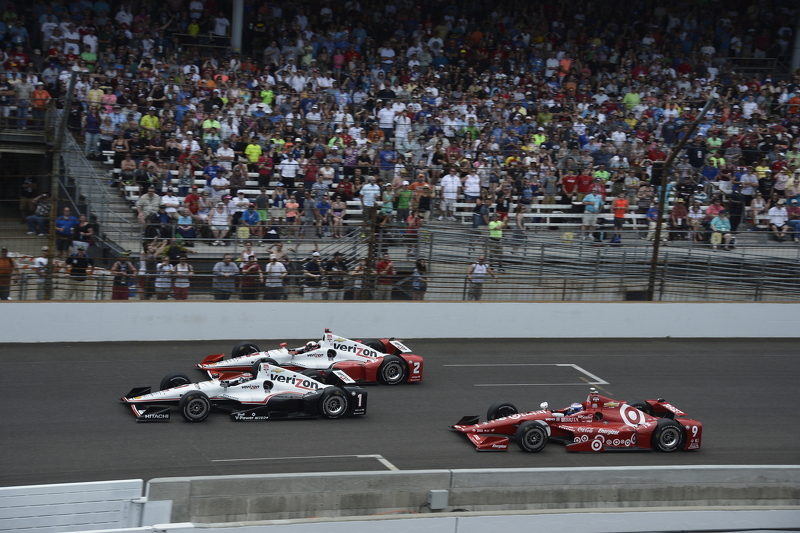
145 466 800 524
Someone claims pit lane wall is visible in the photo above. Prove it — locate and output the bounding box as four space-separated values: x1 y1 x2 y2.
3 302 800 343
146 466 800 524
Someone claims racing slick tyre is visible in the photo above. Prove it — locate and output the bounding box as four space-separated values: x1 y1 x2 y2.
302 369 327 384
319 387 349 419
251 358 279 377
231 341 260 359
179 391 211 422
651 418 685 452
487 400 519 421
377 355 407 385
626 400 653 416
160 372 192 391
363 339 387 353
515 421 548 453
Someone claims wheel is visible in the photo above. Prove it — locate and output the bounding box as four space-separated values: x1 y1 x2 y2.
486 400 519 421
302 368 327 384
651 419 685 452
251 358 279 377
377 355 407 385
160 372 192 391
515 421 548 453
231 341 260 359
178 391 211 422
319 387 349 419
363 339 387 353
626 400 653 416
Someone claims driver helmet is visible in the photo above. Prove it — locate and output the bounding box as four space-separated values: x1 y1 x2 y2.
565 402 583 415
305 342 319 351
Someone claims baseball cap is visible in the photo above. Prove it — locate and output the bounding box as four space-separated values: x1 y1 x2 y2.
402 180 409 185
312 252 321 257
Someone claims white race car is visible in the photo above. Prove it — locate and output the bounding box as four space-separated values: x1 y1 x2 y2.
196 329 423 386
120 361 368 422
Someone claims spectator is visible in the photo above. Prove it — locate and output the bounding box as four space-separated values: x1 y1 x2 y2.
239 255 263 300
375 252 394 300
263 253 287 300
54 207 78 259
110 251 137 301
302 251 324 300
466 254 497 301
173 255 194 300
154 256 174 300
211 253 238 300
0 247 18 300
410 259 428 301
26 193 51 236
768 199 790 242
324 251 348 300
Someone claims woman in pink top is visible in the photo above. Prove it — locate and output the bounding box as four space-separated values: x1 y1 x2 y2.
285 193 300 240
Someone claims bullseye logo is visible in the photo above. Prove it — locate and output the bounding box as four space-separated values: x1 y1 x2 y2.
591 435 604 451
619 404 646 427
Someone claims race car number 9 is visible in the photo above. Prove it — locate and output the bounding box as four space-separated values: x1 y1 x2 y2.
619 404 646 427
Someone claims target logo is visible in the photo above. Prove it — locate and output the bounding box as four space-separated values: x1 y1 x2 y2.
619 404 646 427
590 435 604 451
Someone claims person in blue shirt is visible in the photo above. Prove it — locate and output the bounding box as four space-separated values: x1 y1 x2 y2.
238 203 261 241
377 142 395 182
580 188 604 240
709 211 733 251
55 207 79 259
316 195 332 237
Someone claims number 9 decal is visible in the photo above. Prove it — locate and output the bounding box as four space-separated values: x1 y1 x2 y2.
619 404 646 427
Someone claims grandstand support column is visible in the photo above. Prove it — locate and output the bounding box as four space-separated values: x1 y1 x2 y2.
46 66 79 300
792 16 800 72
646 96 717 301
231 0 244 53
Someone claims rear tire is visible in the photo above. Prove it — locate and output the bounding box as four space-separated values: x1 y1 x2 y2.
486 400 519 421
651 419 685 452
515 421 548 453
178 391 211 422
231 341 260 359
251 358 279 377
160 372 192 391
302 368 327 384
363 339 387 353
319 387 349 419
626 400 653 416
377 355 407 385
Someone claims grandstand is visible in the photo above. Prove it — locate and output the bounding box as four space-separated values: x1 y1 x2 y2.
1 0 800 301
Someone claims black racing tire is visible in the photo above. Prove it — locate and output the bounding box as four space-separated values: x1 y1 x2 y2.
363 339 387 353
626 399 653 416
651 418 685 452
251 358 279 377
178 391 211 422
302 368 327 384
486 400 519 421
231 341 260 359
160 372 192 391
515 421 548 453
319 387 349 419
377 355 407 385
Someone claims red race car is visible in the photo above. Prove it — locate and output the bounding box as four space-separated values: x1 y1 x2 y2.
452 387 702 453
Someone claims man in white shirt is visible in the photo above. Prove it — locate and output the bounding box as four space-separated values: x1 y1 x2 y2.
359 176 381 236
377 101 396 142
216 140 235 171
768 199 789 241
276 153 300 189
210 173 230 200
438 168 461 221
161 188 181 220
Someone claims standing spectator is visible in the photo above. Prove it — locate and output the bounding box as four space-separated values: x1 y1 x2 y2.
14 76 32 129
110 251 137 300
71 215 94 254
611 193 629 243
359 176 381 236
55 207 78 259
239 255 263 300
31 83 50 130
375 252 394 300
302 251 324 300
438 168 461 221
26 193 50 236
154 256 174 300
64 248 94 300
212 254 239 300
33 246 49 300
466 255 497 301
173 255 193 300
263 254 287 300
83 107 101 158
324 252 348 300
581 188 604 241
410 259 427 301
0 247 17 300
276 152 300 190
487 214 507 270
395 181 413 224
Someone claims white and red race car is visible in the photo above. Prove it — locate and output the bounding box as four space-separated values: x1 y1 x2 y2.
121 361 368 422
196 329 423 386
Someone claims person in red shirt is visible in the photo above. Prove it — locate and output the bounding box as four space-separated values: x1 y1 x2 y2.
184 185 201 221
375 252 394 300
575 172 594 201
559 169 578 200
648 144 666 162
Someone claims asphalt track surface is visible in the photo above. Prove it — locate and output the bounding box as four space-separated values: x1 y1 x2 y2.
1 338 798 487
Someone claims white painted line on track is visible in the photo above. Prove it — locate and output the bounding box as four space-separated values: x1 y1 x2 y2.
558 363 609 385
212 454 398 471
474 383 599 387
443 363 566 366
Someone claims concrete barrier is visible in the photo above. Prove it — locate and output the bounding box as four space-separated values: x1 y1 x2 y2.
145 466 800 524
3 302 800 343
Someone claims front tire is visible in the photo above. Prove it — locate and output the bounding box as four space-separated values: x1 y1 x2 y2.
377 355 407 385
515 421 548 453
179 391 211 422
487 400 518 421
160 372 192 391
651 419 685 452
319 387 349 419
231 341 260 359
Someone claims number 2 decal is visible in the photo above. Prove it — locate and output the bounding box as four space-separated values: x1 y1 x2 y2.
412 361 421 374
